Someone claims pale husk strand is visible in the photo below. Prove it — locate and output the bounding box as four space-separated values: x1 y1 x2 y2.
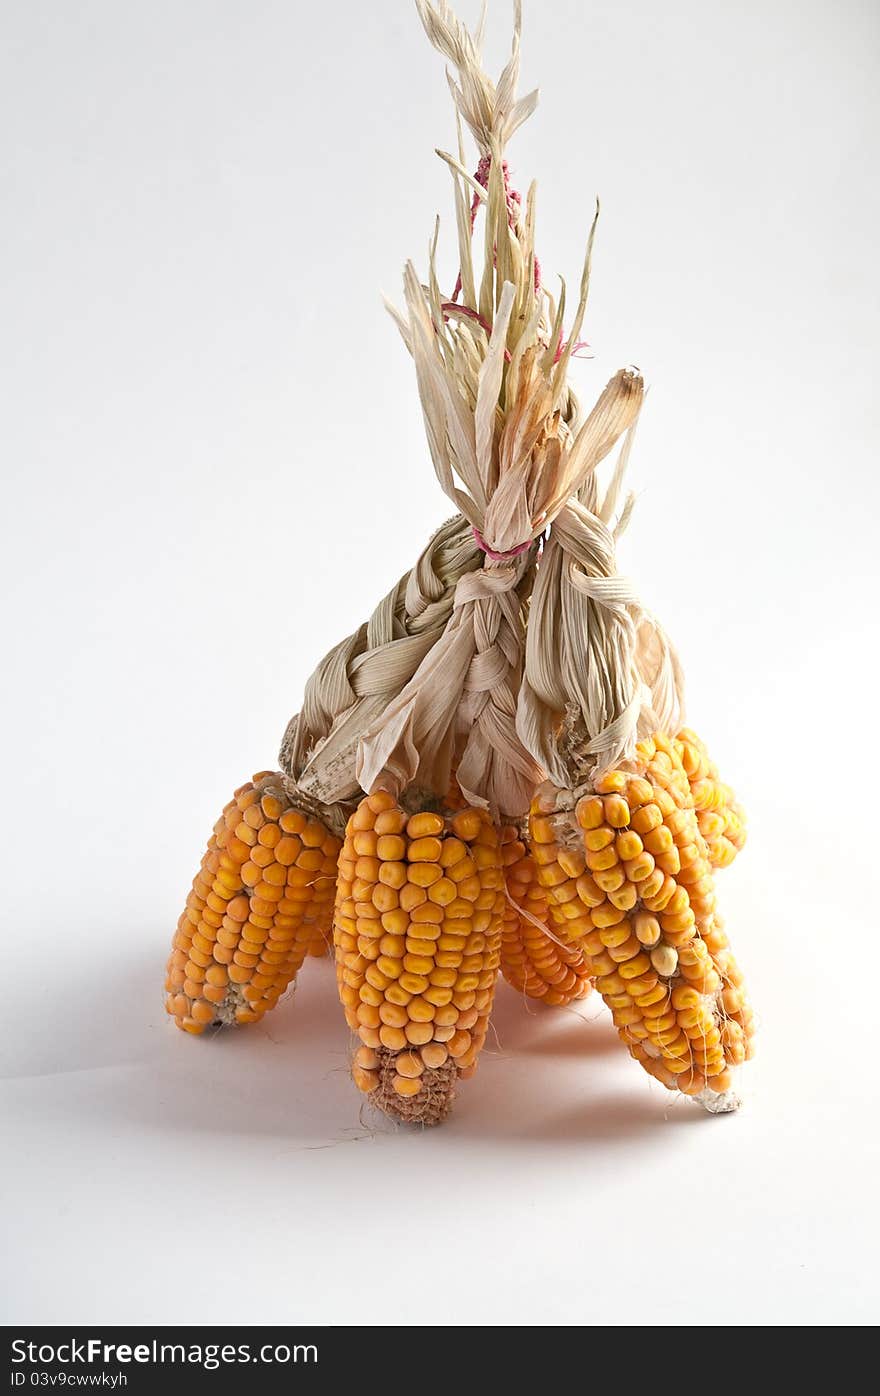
279 515 483 822
415 0 538 155
516 426 686 793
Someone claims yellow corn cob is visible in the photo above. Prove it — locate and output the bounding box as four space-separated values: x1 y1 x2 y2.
500 826 592 1006
334 790 504 1123
164 772 341 1033
675 728 747 870
529 731 754 1110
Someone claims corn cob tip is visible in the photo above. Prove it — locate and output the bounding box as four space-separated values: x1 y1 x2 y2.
359 1046 458 1126
695 1085 741 1115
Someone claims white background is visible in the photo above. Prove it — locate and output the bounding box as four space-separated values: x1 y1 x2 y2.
2 0 878 1326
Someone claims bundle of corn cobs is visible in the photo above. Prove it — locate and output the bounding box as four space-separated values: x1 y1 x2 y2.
164 0 754 1125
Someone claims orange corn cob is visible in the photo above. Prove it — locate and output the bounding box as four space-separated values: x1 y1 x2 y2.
529 731 754 1110
500 826 592 1006
675 728 746 870
334 790 504 1123
164 772 341 1033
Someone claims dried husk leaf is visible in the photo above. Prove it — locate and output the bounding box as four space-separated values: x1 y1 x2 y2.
516 419 686 792
280 515 483 813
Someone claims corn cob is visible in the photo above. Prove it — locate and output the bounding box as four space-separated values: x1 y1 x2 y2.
675 728 746 869
500 826 592 1006
334 790 504 1123
164 773 341 1033
530 731 754 1111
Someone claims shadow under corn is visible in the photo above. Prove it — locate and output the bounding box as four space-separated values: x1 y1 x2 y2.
12 938 721 1153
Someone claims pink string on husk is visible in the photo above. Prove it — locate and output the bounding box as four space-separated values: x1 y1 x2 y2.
452 155 542 303
553 335 594 363
448 158 594 364
472 527 532 562
441 302 512 362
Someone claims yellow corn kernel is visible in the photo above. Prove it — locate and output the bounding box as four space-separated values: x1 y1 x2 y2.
608 882 638 911
600 923 632 950
623 852 655 883
634 913 661 947
631 804 662 835
406 811 445 839
575 873 604 907
408 836 443 863
643 825 674 855
593 866 625 892
595 771 628 795
391 1073 421 1097
625 776 654 807
592 901 626 929
618 953 652 980
575 796 605 829
604 795 631 828
586 845 618 872
376 834 407 861
408 863 443 888
615 831 643 861
585 826 615 852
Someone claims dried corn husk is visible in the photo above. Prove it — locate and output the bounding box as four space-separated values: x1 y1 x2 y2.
279 515 484 822
355 4 645 816
517 429 686 791
286 1 672 818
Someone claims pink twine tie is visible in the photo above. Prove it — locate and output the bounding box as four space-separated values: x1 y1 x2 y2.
472 527 532 563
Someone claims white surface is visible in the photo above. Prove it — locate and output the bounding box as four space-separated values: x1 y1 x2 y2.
2 0 878 1327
